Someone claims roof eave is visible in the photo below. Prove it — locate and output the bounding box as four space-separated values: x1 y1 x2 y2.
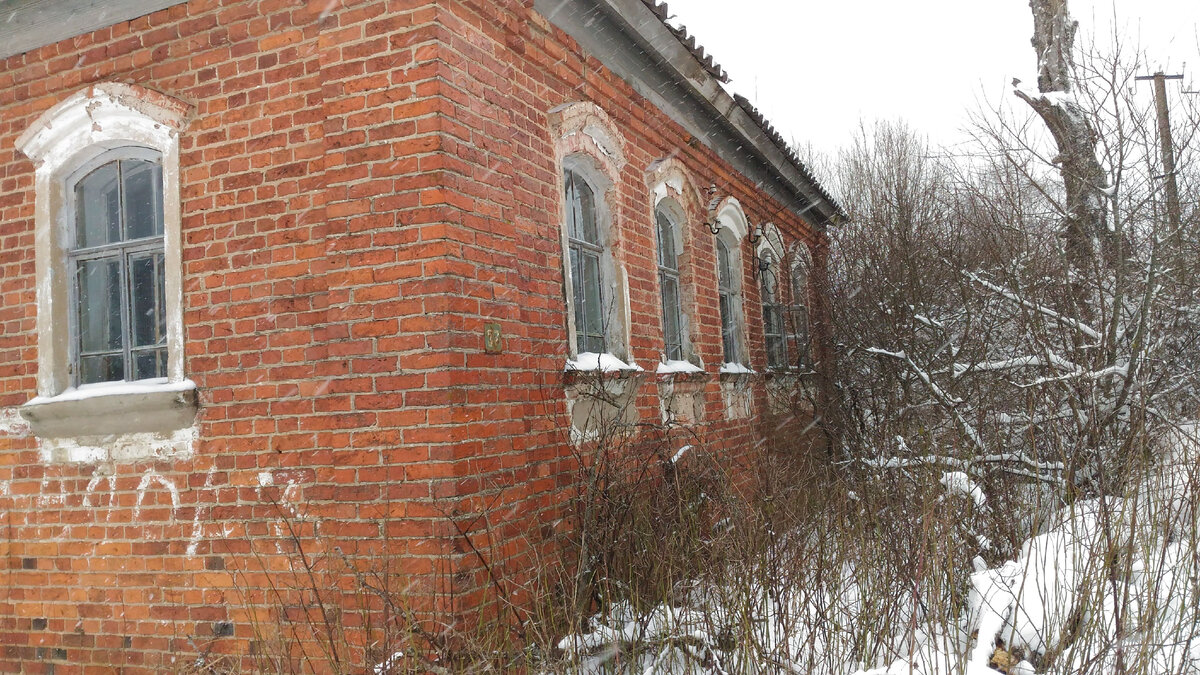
534 0 845 227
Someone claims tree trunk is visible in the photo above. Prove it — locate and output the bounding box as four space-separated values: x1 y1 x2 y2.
1016 0 1113 273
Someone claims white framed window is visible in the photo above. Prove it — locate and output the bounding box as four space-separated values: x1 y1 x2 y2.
712 198 750 368
15 83 195 447
646 158 703 371
550 102 632 368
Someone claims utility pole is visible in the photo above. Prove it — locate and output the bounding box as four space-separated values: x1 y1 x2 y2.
1136 72 1184 256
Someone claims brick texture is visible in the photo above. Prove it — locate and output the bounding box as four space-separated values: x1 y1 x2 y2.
0 0 829 669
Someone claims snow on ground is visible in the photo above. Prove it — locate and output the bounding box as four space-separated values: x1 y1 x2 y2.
555 426 1200 674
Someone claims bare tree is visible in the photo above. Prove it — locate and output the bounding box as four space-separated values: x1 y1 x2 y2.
830 1 1200 519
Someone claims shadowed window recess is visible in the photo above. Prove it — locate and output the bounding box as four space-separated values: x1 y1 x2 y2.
716 237 742 364
564 168 606 355
760 251 787 369
656 207 685 362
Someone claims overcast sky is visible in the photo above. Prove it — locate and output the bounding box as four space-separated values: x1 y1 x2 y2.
666 0 1200 158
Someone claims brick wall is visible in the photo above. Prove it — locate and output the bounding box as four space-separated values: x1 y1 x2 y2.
0 0 828 669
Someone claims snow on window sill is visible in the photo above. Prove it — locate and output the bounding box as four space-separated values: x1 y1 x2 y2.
718 362 756 384
565 352 643 372
21 378 199 439
764 366 813 379
564 353 645 385
655 359 707 383
26 378 194 405
656 360 701 374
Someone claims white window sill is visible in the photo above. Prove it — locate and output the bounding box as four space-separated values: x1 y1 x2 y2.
21 379 199 439
718 362 755 375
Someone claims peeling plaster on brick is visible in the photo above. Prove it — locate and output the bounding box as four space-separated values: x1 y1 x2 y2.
36 426 196 464
38 477 67 508
0 408 31 438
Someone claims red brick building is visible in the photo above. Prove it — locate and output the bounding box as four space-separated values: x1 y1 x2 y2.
0 0 841 668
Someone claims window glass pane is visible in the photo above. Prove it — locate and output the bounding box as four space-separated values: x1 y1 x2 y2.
565 171 581 240
570 246 585 344
581 251 604 351
78 258 123 354
767 338 786 368
716 239 732 290
791 263 808 305
571 246 604 353
765 303 787 368
575 176 597 245
760 255 776 303
719 291 736 362
133 348 167 380
80 354 124 385
770 305 786 335
75 162 121 248
791 305 811 368
565 170 599 245
130 252 166 348
123 160 164 240
655 210 677 269
660 274 682 361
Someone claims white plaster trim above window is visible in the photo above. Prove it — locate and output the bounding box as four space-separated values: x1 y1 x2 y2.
549 101 627 171
646 156 704 212
16 82 191 169
714 197 750 241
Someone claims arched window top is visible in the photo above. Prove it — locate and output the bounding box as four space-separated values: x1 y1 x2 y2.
755 223 785 261
712 196 750 241
789 240 814 268
564 168 600 246
17 82 190 176
715 237 735 290
758 249 779 298
71 150 165 249
788 241 813 302
550 101 626 180
647 156 703 214
655 206 680 270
